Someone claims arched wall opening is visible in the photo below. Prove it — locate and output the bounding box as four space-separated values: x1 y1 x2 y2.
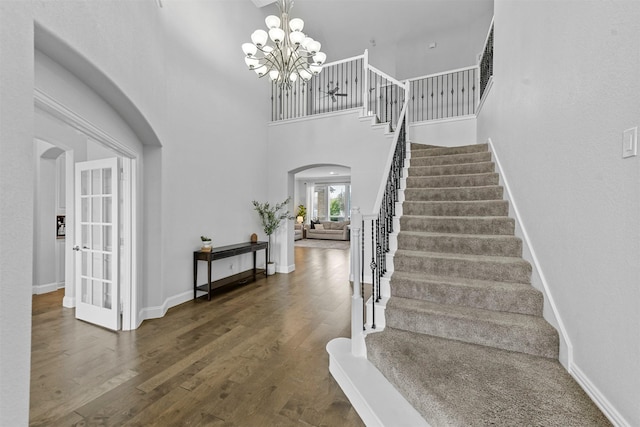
276 163 352 274
33 23 159 330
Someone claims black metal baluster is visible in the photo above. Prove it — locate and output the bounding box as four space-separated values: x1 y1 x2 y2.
434 76 438 119
421 79 425 122
308 79 313 116
447 73 451 118
451 72 454 118
330 65 335 112
465 70 469 115
392 83 396 130
341 61 345 111
473 67 477 113
411 81 416 123
439 74 443 119
370 220 376 329
358 58 362 107
296 80 300 118
373 70 378 119
293 82 297 119
376 215 381 302
455 72 459 117
387 78 391 124
430 77 434 120
349 60 353 106
360 221 365 331
323 67 327 113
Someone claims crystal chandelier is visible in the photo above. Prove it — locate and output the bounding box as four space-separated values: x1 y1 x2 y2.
242 0 326 87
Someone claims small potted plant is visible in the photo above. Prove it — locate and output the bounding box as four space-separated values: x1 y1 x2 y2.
200 235 212 251
296 204 307 222
252 197 294 275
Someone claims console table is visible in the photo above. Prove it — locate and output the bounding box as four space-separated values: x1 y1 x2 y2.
193 241 268 301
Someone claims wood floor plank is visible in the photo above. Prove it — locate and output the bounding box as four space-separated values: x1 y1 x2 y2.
30 246 364 426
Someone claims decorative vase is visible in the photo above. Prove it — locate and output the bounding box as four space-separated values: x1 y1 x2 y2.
267 262 276 276
201 240 212 251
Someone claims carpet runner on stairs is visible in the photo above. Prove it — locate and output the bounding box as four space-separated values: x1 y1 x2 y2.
365 143 611 426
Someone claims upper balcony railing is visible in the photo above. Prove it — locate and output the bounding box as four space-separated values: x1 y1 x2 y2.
270 53 366 122
271 18 494 126
270 50 405 130
408 66 478 122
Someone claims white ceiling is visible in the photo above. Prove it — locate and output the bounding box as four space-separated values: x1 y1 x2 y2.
254 1 493 181
253 0 494 60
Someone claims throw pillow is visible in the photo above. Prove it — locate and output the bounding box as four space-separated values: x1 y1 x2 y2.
310 221 316 229
315 223 325 230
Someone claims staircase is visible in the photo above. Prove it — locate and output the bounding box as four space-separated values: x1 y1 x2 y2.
365 143 611 426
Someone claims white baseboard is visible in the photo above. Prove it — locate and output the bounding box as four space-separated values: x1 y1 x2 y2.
487 138 572 369
32 282 64 295
62 296 75 308
139 290 193 321
327 337 430 427
277 263 295 274
571 363 630 427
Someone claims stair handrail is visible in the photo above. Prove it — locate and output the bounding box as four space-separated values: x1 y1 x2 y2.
479 17 494 101
350 84 409 355
321 52 366 68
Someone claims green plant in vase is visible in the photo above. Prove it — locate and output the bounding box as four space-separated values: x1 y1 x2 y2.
252 197 294 275
296 204 307 221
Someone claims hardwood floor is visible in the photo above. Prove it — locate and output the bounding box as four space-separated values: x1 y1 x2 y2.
30 246 365 426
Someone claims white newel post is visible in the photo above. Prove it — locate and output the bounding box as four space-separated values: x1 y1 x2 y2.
350 207 366 357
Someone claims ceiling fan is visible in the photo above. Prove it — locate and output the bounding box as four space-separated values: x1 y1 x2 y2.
320 84 347 102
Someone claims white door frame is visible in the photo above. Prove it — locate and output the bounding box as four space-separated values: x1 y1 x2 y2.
34 91 139 330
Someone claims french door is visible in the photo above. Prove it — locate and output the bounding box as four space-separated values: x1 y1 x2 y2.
74 158 120 330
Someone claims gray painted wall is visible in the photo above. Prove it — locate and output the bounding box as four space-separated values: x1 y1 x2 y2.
477 1 640 424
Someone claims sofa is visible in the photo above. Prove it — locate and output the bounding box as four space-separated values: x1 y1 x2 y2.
306 220 350 241
294 223 303 241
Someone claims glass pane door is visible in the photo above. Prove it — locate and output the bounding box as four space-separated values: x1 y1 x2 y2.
75 158 120 330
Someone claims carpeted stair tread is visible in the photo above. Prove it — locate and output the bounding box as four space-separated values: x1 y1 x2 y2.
394 249 532 284
411 143 489 157
406 172 499 188
363 142 607 422
366 328 611 426
397 231 523 257
403 200 509 217
390 271 543 315
409 161 495 176
385 297 558 358
401 215 515 235
404 185 504 202
409 151 491 167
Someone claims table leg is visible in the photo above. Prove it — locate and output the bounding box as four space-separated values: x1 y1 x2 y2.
253 251 257 281
207 255 212 301
265 245 268 277
193 255 198 300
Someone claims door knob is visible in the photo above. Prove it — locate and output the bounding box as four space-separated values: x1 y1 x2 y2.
73 246 81 251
